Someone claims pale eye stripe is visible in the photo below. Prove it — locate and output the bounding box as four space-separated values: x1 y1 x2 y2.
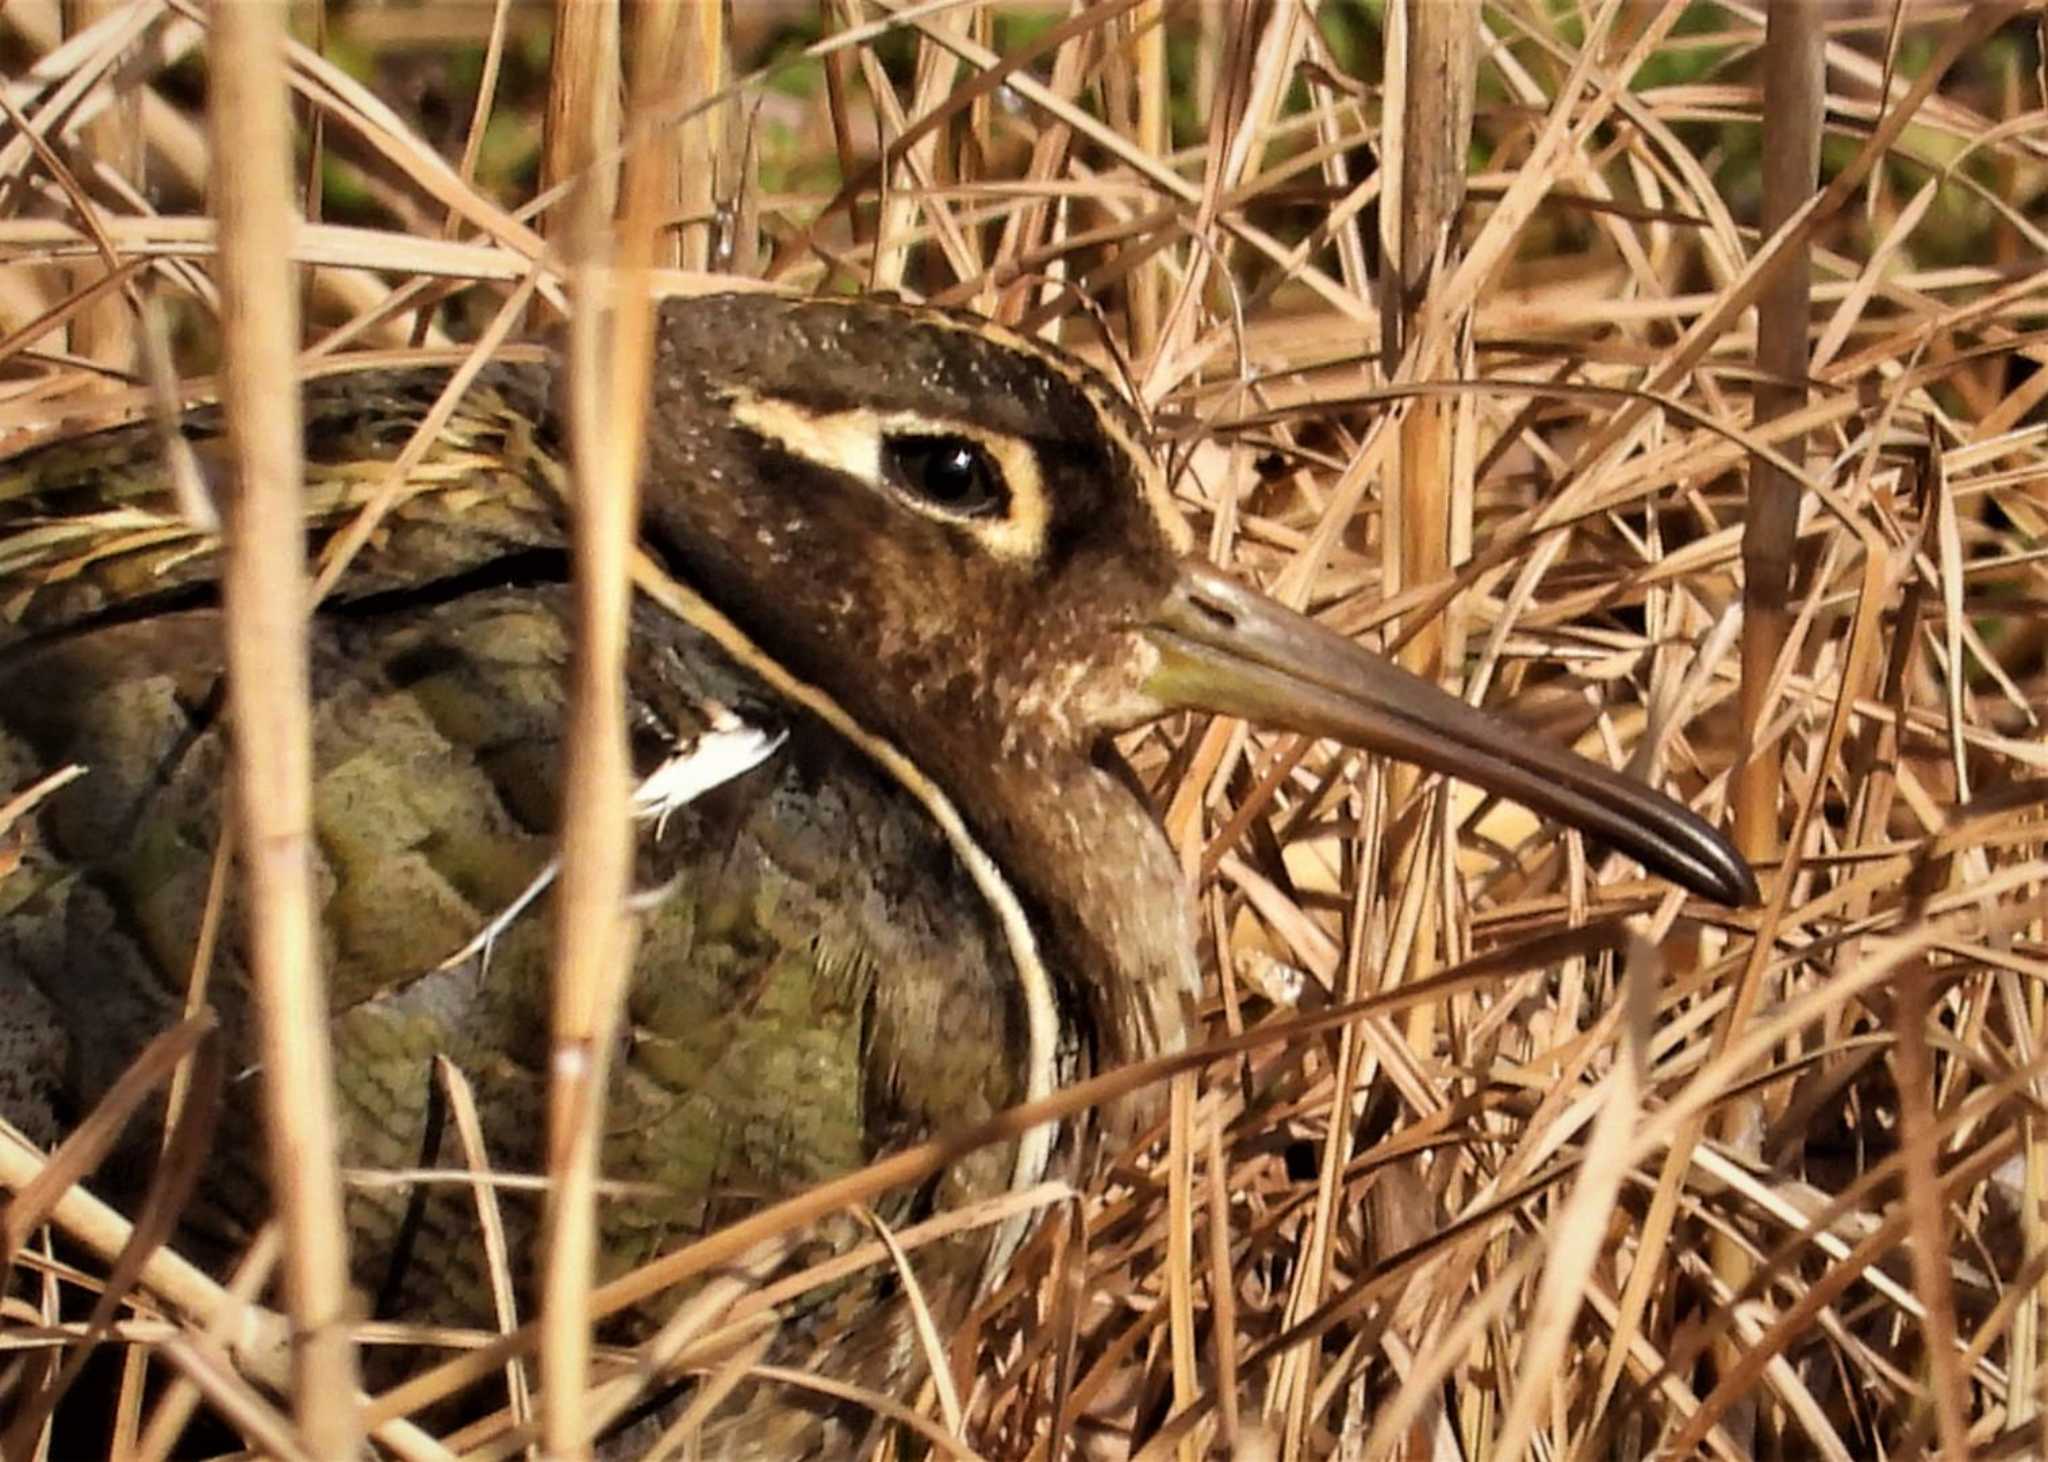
726 392 1051 564
751 300 1187 557
726 392 884 486
896 308 1190 555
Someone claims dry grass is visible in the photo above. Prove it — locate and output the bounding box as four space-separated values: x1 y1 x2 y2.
4 0 2048 1457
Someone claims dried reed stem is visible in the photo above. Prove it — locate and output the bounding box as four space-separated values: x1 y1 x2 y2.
1715 2 1825 1448
536 0 673 1450
5 5 2047 1454
207 2 358 1450
60 0 138 371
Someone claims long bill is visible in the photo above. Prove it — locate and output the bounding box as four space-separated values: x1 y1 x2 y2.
1143 564 1758 909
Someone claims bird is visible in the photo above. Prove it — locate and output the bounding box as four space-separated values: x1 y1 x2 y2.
0 292 1755 1451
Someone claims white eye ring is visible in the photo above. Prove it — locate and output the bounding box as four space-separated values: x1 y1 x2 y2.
724 392 1052 563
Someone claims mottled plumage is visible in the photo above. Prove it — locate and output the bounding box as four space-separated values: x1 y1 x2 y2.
0 294 1753 1451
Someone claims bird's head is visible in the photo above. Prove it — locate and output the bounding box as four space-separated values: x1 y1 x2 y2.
633 293 1754 1070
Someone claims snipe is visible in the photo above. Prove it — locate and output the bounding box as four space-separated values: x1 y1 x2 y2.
0 293 1754 1450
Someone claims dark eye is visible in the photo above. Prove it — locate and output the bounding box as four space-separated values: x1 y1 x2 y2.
882 434 1006 518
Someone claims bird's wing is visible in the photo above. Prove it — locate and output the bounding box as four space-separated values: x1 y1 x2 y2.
0 380 1040 1343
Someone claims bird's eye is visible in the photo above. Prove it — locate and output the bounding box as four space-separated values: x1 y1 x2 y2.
882 434 1006 518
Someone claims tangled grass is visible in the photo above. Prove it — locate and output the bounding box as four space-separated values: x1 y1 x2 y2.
4 2 2048 1457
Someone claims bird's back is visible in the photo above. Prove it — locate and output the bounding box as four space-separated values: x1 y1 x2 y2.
0 370 1047 1426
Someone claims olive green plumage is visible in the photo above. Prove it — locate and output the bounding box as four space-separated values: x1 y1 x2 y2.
0 350 1045 1331
0 293 1754 1450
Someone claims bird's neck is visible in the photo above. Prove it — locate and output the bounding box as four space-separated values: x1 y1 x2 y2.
970 754 1197 1075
